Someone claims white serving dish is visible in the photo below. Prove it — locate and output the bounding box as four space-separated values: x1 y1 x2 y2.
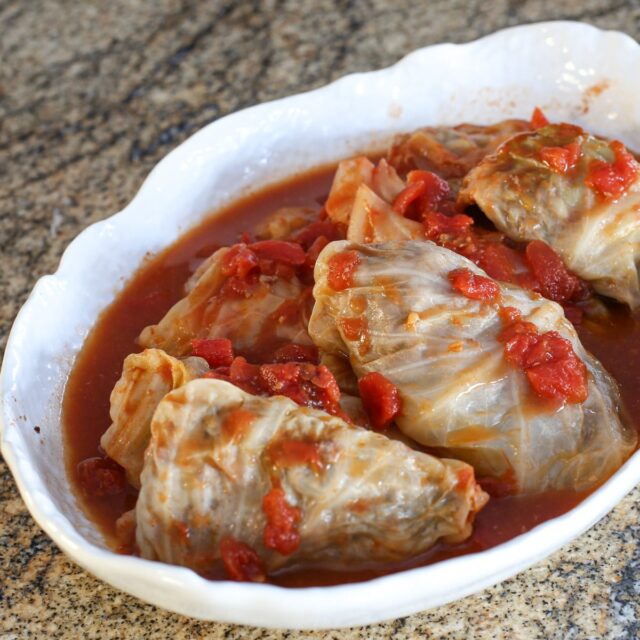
2 20 640 630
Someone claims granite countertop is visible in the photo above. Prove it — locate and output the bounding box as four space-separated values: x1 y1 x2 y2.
2 1 640 638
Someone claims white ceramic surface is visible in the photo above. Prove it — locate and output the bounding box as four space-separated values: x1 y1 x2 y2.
2 21 640 630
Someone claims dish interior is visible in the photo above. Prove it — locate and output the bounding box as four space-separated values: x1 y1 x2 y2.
63 127 640 587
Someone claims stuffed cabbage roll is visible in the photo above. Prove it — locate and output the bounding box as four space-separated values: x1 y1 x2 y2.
136 378 487 578
388 119 531 181
100 348 208 487
309 240 635 493
460 124 640 308
139 242 314 359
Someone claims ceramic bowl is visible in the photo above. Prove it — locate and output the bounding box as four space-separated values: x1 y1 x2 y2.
2 20 640 630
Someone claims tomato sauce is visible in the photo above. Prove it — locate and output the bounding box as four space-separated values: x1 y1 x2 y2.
63 161 640 587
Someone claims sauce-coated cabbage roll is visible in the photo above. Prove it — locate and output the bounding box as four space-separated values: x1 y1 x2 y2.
139 243 313 359
100 348 208 487
460 124 640 308
309 240 635 493
136 378 487 578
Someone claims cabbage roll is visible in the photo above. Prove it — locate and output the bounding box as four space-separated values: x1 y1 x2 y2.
139 244 313 358
100 348 208 487
309 240 635 493
388 120 531 180
460 124 640 308
136 378 487 577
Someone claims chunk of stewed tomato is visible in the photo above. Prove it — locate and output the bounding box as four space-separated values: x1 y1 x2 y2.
77 457 127 498
358 372 402 429
525 240 586 304
586 140 638 199
539 142 581 174
448 268 500 302
249 240 306 266
393 170 451 219
191 338 234 368
530 107 550 130
498 318 588 404
327 250 360 291
219 537 266 582
262 486 301 555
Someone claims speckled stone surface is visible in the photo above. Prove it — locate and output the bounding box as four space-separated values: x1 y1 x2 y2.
2 1 640 638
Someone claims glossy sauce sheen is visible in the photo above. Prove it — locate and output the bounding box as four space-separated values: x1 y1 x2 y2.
64 164 639 587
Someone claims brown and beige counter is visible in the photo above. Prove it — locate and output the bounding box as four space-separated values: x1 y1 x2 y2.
2 1 640 638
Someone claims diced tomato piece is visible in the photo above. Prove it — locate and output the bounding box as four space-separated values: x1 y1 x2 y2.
499 306 523 324
308 365 342 408
327 250 360 291
424 210 474 240
272 343 319 363
221 244 259 278
229 356 260 381
501 329 539 368
249 240 306 266
530 107 550 130
409 170 451 217
77 457 127 498
392 181 426 217
292 220 343 248
526 355 588 404
448 268 500 302
498 319 537 343
219 537 266 582
260 362 301 395
477 243 520 283
204 360 261 395
191 338 234 368
211 356 342 414
539 142 581 173
262 487 301 555
270 299 300 325
268 439 323 472
303 235 330 273
586 140 638 199
226 356 262 394
525 240 584 304
258 362 341 415
393 170 451 218
358 372 402 430
220 273 259 298
498 315 588 404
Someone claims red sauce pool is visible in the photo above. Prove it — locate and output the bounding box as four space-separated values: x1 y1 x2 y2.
63 163 640 587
